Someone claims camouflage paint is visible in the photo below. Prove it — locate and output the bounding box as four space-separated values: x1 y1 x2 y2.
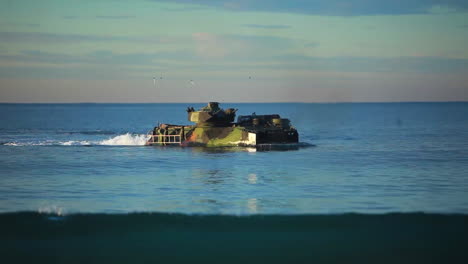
184 127 256 147
147 102 298 147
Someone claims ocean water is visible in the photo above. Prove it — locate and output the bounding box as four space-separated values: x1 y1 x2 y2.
1 102 468 263
1 102 468 215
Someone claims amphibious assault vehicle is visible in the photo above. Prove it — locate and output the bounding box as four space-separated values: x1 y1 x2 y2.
146 102 299 147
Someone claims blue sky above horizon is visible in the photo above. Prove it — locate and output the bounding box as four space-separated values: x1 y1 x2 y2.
0 0 467 102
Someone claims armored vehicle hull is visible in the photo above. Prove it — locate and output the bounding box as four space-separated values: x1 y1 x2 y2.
146 102 299 147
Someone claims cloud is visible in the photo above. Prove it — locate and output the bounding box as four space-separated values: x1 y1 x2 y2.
192 32 228 58
62 15 136 20
161 6 210 12
0 32 134 43
268 55 468 73
304 42 319 48
2 47 467 81
0 31 183 44
0 49 188 66
198 55 468 74
242 24 291 29
149 0 468 16
0 65 129 80
0 50 184 79
0 32 295 64
191 33 294 59
0 22 40 28
96 15 136 19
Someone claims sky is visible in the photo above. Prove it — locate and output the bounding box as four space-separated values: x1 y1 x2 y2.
0 0 467 102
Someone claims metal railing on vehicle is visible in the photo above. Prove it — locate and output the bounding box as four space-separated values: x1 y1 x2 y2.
147 134 182 145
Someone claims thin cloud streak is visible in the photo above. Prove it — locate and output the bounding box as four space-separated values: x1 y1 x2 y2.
242 24 291 29
161 6 210 12
2 49 468 80
304 42 320 48
0 31 184 44
148 0 468 16
0 32 136 43
0 50 187 66
96 15 136 19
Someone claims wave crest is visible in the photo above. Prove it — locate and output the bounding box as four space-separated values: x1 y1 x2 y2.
99 133 149 146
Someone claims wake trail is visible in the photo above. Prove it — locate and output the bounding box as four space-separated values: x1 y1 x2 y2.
2 133 149 146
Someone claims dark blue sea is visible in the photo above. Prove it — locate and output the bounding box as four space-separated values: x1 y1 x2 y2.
1 102 468 263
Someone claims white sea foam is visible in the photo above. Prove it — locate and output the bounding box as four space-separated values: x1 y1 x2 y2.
3 133 148 146
38 205 66 216
59 140 92 146
4 142 21 146
3 141 49 146
98 133 149 146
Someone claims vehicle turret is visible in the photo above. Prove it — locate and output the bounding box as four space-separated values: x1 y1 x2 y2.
187 102 237 127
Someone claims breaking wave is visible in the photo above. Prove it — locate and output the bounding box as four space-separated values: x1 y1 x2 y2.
2 133 149 147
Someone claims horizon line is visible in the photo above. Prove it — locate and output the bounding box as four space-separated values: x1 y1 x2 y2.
1 100 468 104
